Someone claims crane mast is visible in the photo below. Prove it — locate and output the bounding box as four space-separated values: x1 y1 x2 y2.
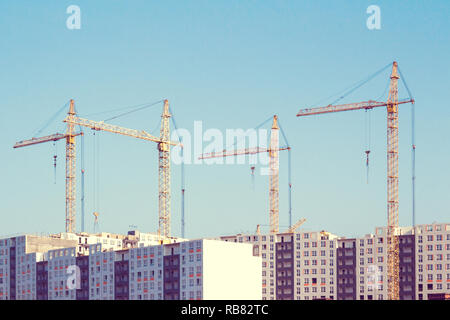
269 116 280 234
66 99 77 233
158 100 171 239
386 62 400 300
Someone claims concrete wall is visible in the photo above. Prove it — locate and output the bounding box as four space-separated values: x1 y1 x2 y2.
202 240 261 300
25 236 77 254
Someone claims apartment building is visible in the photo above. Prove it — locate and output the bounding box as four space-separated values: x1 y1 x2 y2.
0 234 77 300
0 232 261 300
415 223 450 300
336 222 450 300
0 222 448 300
126 239 261 300
220 230 339 300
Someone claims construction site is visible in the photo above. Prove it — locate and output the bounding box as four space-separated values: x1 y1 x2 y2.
2 61 449 301
1 2 449 302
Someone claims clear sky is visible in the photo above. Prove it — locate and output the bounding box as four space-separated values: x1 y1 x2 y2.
0 1 449 239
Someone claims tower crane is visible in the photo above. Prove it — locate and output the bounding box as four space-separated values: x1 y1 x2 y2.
64 99 180 240
14 100 83 233
199 115 291 234
296 61 414 300
285 218 306 233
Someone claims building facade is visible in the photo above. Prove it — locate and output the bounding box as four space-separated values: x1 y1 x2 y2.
0 232 261 300
220 222 450 300
0 222 449 300
220 230 338 300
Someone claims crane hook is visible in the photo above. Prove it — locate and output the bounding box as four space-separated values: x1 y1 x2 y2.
365 150 370 184
53 142 57 184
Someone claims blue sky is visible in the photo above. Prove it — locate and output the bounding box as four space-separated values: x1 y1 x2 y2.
0 1 449 239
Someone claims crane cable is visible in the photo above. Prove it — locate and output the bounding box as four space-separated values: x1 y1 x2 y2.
92 129 101 233
53 142 57 184
398 66 416 227
169 105 186 238
73 104 86 232
79 100 164 119
310 62 392 108
103 100 164 122
277 118 292 228
364 109 371 184
31 101 70 138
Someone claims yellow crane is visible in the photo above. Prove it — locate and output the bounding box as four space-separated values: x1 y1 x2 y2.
64 99 180 240
14 100 82 233
286 218 306 233
255 217 305 235
199 115 290 234
296 61 415 300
